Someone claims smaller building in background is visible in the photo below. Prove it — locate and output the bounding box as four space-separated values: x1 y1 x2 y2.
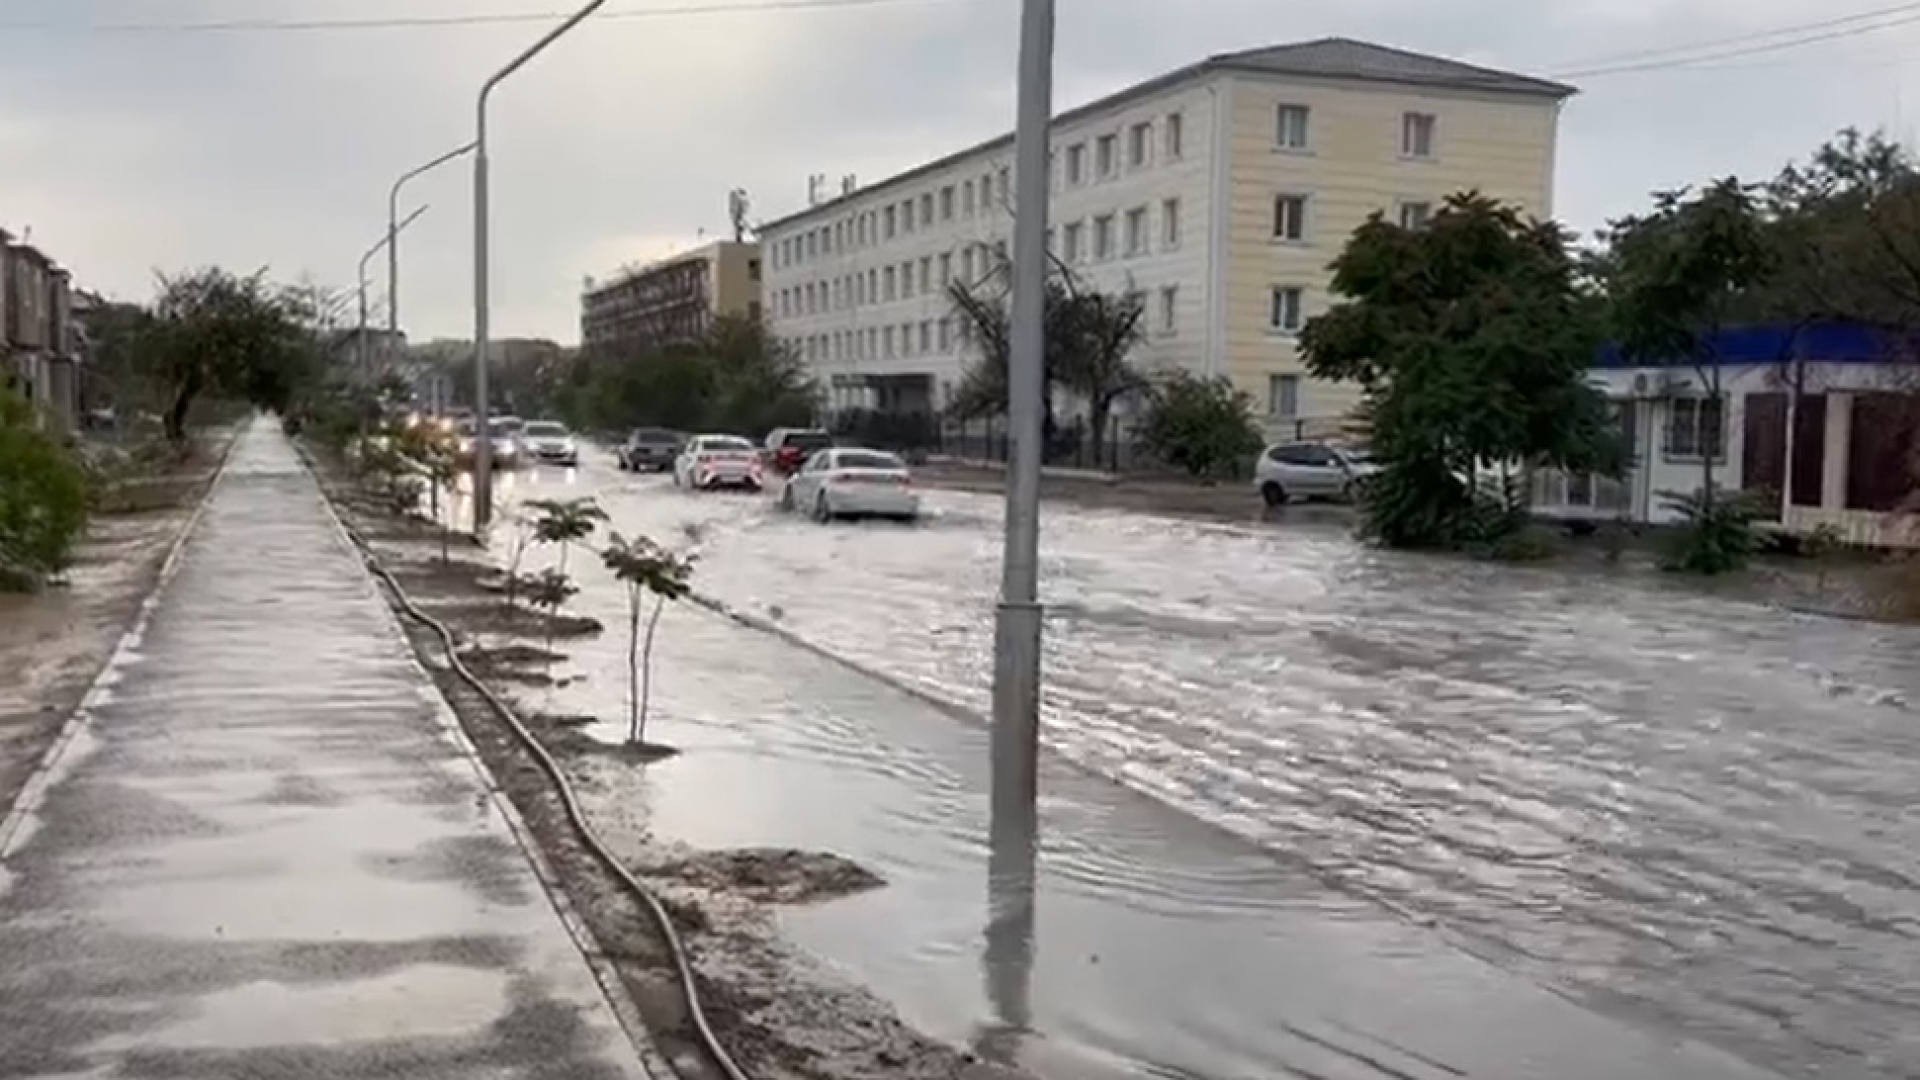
0 228 80 432
1532 322 1920 548
580 240 761 357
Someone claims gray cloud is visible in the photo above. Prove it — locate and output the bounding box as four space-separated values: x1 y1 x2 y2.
3 0 1913 341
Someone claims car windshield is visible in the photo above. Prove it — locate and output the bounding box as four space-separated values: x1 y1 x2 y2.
700 436 754 451
784 430 833 451
523 422 568 438
632 428 678 443
835 451 905 471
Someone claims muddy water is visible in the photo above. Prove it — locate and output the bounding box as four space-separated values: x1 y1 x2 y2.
461 458 1917 1079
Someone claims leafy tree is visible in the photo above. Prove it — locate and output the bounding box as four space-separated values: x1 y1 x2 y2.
1761 128 1920 331
1136 372 1263 482
142 268 316 441
1602 180 1776 572
554 315 814 436
1301 192 1622 550
0 388 89 591
600 532 695 748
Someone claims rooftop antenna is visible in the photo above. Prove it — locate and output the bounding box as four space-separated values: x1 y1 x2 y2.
728 188 752 241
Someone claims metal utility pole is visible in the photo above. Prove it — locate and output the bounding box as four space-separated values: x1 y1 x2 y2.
989 0 1055 879
389 141 478 340
472 0 607 533
357 203 430 376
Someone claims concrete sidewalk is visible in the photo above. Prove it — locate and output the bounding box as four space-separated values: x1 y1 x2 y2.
0 419 656 1079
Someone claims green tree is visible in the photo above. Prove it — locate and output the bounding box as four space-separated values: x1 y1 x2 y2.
1602 180 1778 573
555 315 814 437
1301 192 1622 550
600 533 695 749
0 389 89 591
1136 372 1264 482
142 267 316 441
1761 128 1920 330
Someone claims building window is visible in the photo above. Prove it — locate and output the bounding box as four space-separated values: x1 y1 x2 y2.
919 256 932 293
1401 112 1437 159
919 321 932 353
1162 197 1181 248
1096 134 1117 178
1159 285 1178 334
982 171 995 208
939 252 952 286
1270 286 1304 334
748 259 761 281
1125 207 1148 256
1165 112 1183 159
920 193 935 226
1066 143 1086 185
1398 201 1432 229
884 205 897 238
902 199 916 233
996 166 1010 205
1129 122 1152 167
1276 103 1310 150
963 180 975 216
1273 194 1308 242
901 263 915 299
1093 215 1114 260
961 246 975 281
941 185 955 220
884 266 897 301
938 318 952 351
1664 396 1725 459
1269 374 1300 417
1063 221 1084 263
884 326 896 356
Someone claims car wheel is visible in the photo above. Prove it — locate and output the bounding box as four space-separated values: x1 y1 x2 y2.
812 492 834 524
1261 481 1288 507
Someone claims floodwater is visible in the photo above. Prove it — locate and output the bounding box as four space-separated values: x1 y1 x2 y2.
471 453 1920 1080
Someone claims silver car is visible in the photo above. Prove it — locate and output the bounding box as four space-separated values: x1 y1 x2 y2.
1253 441 1377 506
779 447 919 522
520 420 579 467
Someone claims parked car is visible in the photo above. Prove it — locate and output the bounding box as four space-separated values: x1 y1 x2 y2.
762 427 835 477
520 420 579 467
616 427 684 472
673 434 763 491
779 447 919 522
1254 441 1376 506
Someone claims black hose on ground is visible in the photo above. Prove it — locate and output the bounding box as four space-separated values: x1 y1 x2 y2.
338 520 753 1080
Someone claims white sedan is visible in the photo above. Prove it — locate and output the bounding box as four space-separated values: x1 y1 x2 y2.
779 448 919 522
673 434 764 491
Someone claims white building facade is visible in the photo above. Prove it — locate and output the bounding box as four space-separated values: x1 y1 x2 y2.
759 38 1572 435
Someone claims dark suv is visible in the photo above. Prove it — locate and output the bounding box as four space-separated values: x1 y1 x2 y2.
616 428 683 472
763 428 834 477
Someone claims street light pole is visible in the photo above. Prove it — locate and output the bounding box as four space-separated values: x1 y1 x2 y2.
472 0 607 534
357 202 430 378
389 141 478 341
989 0 1055 890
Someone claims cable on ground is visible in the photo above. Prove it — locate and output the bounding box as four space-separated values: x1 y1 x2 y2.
336 516 753 1080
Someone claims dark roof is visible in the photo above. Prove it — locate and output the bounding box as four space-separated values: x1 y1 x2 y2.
1595 321 1919 368
758 37 1572 233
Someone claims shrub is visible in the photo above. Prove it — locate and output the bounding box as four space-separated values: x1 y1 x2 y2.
1136 372 1264 482
0 390 90 590
1659 488 1767 575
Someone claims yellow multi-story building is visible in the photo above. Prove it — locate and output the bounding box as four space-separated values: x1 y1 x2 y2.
580 240 762 357
758 37 1571 434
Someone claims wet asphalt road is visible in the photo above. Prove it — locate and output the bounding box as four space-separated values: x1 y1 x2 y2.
0 422 653 1080
478 454 1920 1080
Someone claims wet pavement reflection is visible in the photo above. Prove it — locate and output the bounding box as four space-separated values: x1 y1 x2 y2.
0 423 653 1079
464 452 1881 1080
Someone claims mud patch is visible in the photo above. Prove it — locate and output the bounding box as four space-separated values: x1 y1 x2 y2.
656 849 884 906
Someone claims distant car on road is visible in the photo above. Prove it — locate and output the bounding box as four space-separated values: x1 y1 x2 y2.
616 427 684 472
520 420 579 467
454 417 523 469
673 434 763 491
779 447 919 523
762 427 834 477
1254 440 1376 506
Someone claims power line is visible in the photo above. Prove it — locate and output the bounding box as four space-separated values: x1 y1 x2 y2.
0 0 953 34
1553 0 1920 68
1554 8 1920 78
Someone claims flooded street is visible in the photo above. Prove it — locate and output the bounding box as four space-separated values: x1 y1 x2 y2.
477 452 1920 1080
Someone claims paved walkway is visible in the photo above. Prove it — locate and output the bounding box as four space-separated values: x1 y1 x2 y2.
0 420 654 1079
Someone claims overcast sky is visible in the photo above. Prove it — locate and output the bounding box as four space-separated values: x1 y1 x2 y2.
3 0 1916 343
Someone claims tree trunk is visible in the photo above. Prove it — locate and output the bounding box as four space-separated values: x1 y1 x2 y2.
1087 397 1112 470
165 372 201 443
626 590 642 744
637 594 666 745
